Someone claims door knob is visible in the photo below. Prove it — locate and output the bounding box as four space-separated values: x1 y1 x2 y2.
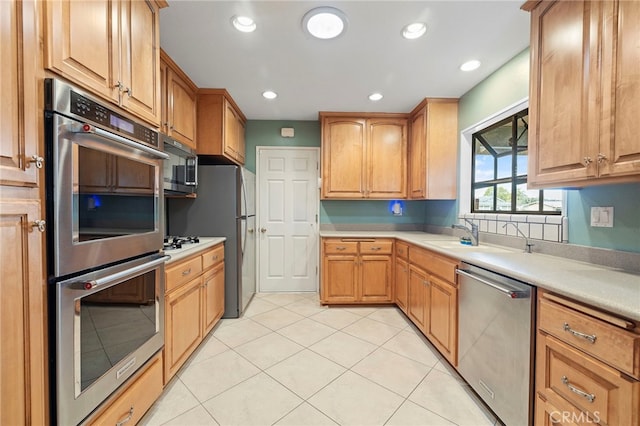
260 228 267 233
248 228 255 233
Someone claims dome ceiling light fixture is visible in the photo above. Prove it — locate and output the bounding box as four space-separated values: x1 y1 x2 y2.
402 22 427 40
262 90 278 100
232 15 256 33
460 60 481 71
368 93 383 101
302 7 348 40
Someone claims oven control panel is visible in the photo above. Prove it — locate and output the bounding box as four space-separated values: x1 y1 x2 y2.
70 91 158 147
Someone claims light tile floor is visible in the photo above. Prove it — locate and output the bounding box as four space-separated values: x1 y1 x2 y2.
141 293 500 426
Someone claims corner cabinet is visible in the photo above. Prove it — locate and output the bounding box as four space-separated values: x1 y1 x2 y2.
524 0 640 188
320 238 394 304
164 244 224 383
535 291 640 425
408 99 459 199
197 89 246 165
160 50 198 150
44 0 164 126
320 114 407 199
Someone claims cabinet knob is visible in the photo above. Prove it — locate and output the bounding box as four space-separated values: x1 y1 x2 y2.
124 87 132 98
28 155 44 169
32 220 46 232
583 156 593 166
597 153 607 164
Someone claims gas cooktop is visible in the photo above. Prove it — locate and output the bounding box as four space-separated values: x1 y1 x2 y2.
163 236 200 251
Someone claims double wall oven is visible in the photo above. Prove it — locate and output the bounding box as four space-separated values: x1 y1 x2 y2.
44 79 169 425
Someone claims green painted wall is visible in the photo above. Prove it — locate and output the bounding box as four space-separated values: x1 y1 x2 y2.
245 120 427 225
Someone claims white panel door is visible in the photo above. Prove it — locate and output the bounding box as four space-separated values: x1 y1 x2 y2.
257 147 319 292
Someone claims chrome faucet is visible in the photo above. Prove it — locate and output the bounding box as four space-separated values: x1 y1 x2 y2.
452 218 479 246
503 222 534 253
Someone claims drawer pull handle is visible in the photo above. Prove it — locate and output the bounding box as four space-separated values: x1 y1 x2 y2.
561 376 595 403
116 406 134 426
336 247 346 251
212 255 218 261
563 323 597 343
370 247 382 251
182 268 192 276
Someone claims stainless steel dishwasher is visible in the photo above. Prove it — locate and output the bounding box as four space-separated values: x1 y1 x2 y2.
457 262 535 426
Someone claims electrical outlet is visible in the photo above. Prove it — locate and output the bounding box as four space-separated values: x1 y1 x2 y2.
590 206 614 228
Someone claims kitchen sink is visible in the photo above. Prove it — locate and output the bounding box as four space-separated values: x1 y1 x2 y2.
420 240 515 253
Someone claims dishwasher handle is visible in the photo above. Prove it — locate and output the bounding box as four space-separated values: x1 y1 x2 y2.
456 269 530 299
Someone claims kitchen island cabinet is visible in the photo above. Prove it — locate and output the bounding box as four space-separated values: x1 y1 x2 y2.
320 238 394 304
44 0 165 126
320 114 407 199
164 243 225 383
197 89 246 165
524 0 640 188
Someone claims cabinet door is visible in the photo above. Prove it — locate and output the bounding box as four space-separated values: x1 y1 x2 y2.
167 68 197 149
394 257 409 314
528 1 601 186
367 118 407 199
0 0 39 187
535 393 581 426
223 100 239 160
321 118 366 198
360 254 393 302
164 277 203 382
236 118 246 164
599 0 640 179
409 107 427 198
44 0 118 103
426 275 457 366
321 254 358 303
202 262 224 336
119 0 160 125
408 265 428 332
0 200 46 425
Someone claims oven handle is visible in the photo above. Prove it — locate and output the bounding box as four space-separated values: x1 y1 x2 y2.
66 123 169 160
456 269 529 299
71 255 170 291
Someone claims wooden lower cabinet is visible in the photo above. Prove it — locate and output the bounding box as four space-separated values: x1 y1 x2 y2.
407 264 428 332
426 275 457 364
87 353 163 426
164 244 225 383
535 291 640 425
320 238 393 304
394 257 409 314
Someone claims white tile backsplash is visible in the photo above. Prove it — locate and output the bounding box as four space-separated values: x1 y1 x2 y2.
459 214 566 243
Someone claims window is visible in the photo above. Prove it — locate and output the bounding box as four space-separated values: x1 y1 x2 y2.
471 109 561 214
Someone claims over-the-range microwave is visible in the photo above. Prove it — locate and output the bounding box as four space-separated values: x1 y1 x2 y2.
163 135 197 195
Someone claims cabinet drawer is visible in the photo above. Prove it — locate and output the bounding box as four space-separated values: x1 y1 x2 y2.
396 241 409 260
166 256 202 293
323 240 358 254
202 244 224 270
360 240 393 255
409 246 457 283
537 333 640 426
88 353 163 426
539 297 640 378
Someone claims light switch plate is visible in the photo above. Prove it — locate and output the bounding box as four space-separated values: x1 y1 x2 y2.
590 206 614 228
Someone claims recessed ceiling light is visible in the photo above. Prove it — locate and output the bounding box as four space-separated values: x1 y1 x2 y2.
460 60 481 71
302 7 348 40
402 22 427 40
262 90 277 100
369 93 383 101
232 15 256 33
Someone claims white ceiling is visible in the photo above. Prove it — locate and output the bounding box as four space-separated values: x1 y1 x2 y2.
159 1 531 121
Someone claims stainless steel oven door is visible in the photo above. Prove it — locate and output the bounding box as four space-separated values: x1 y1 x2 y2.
51 113 168 277
56 253 168 426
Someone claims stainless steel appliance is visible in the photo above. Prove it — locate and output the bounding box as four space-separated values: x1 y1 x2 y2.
167 164 256 318
44 78 168 425
163 135 197 195
457 262 535 426
44 78 167 278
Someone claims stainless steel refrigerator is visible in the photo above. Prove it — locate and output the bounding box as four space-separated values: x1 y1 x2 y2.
167 164 256 318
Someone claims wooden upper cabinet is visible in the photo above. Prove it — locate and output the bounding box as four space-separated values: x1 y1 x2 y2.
44 0 162 126
320 114 407 199
1 0 41 187
160 50 197 149
525 0 640 188
197 89 247 165
408 99 458 199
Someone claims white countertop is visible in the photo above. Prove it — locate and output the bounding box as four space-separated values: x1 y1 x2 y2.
321 231 640 321
164 237 226 264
